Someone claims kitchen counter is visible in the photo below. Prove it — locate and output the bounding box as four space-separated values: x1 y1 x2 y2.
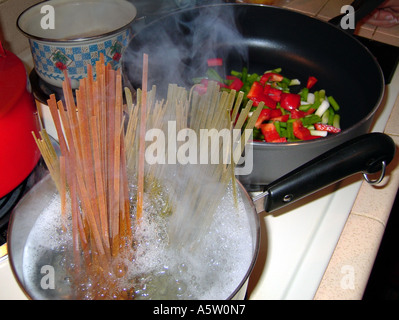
1 0 399 300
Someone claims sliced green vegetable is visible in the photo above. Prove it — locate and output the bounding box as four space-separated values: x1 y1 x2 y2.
328 96 340 112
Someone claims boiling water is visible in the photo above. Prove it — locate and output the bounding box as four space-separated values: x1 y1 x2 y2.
21 184 255 300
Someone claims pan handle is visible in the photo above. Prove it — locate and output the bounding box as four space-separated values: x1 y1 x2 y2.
328 0 385 32
261 133 396 213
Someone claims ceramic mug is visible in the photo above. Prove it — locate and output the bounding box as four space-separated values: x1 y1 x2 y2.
17 0 137 89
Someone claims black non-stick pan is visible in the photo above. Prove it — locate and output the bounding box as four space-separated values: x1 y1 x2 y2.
124 1 385 189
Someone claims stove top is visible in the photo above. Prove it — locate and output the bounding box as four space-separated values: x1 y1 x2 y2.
29 68 135 105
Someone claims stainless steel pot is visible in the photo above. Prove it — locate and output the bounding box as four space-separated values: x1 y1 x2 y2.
7 133 395 300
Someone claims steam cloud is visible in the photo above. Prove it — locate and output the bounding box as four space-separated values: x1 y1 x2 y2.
123 1 248 96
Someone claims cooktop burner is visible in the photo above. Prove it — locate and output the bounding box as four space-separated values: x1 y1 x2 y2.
29 70 66 104
29 69 134 105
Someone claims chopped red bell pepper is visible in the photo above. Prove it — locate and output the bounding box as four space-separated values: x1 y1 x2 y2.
264 85 282 102
293 120 312 140
269 109 282 118
260 72 284 85
305 135 323 140
290 109 306 119
248 81 277 109
226 75 244 91
247 81 263 99
306 76 318 89
260 123 282 143
260 95 277 109
280 93 301 111
314 123 341 133
304 108 316 115
255 109 269 128
255 108 283 128
207 58 223 67
271 137 288 143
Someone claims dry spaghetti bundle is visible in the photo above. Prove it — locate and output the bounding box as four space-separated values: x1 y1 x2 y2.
33 54 133 298
33 53 262 299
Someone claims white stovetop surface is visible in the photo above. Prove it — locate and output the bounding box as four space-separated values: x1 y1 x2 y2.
1 57 398 302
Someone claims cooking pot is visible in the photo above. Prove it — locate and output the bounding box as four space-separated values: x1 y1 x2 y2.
124 1 385 190
17 0 137 89
7 132 396 299
0 43 41 198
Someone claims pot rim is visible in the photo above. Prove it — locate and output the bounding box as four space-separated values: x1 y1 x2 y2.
226 179 261 300
16 0 137 43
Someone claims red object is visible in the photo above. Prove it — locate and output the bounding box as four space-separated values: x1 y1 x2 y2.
271 137 287 143
306 76 318 89
305 108 316 115
260 123 282 142
263 85 282 102
260 72 284 85
292 120 311 140
255 108 283 128
207 58 223 67
0 44 41 197
0 41 6 57
248 81 277 108
247 81 264 99
290 108 306 119
280 92 301 111
226 75 243 91
314 123 341 133
112 52 122 62
55 61 67 70
292 120 321 140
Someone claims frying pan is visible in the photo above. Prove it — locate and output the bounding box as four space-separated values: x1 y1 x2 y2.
124 1 386 190
7 132 396 299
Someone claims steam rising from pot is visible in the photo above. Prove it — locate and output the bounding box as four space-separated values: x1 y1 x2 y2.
124 2 248 96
